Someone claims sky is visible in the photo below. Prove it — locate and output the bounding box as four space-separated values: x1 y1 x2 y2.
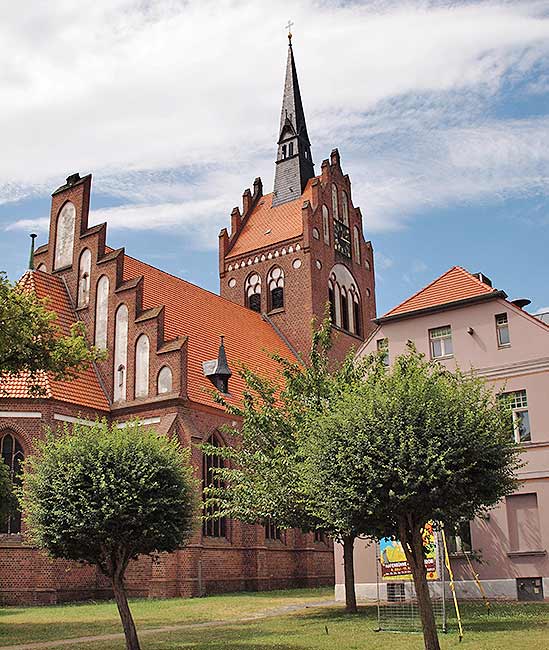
1 0 548 316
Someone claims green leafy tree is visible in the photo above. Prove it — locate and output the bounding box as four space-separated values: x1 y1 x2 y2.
21 420 199 650
206 317 366 612
0 462 17 522
0 272 103 394
305 347 521 650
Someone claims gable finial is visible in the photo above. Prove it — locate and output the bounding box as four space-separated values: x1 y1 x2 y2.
285 19 294 44
28 233 37 270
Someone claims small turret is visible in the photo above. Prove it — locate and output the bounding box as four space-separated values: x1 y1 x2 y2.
202 336 232 394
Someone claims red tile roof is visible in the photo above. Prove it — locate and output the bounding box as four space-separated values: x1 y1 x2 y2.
1 271 110 411
122 255 295 408
383 266 498 318
226 178 316 259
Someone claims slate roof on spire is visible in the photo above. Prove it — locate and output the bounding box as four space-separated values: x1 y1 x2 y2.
278 41 310 147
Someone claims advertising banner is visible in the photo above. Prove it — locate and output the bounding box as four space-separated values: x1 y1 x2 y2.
379 522 438 581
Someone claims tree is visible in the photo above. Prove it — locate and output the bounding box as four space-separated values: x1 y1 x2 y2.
305 347 521 650
0 272 102 394
21 420 198 650
0 462 17 522
205 317 366 612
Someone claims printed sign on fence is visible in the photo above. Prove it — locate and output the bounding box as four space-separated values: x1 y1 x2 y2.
379 523 438 581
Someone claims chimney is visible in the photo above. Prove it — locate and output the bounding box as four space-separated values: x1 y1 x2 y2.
472 272 492 288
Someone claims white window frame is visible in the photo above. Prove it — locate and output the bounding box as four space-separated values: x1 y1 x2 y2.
429 326 453 359
496 313 511 348
503 390 531 443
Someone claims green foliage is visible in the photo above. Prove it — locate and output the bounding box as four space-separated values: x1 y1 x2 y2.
0 272 104 394
0 461 17 520
21 420 199 574
206 316 366 537
305 345 522 540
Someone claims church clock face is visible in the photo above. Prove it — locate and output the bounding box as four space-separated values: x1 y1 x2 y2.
334 219 351 258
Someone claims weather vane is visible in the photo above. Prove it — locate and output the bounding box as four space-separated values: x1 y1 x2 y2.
285 20 294 43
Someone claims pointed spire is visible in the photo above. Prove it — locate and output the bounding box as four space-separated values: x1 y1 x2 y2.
28 233 37 270
272 33 314 207
202 335 232 393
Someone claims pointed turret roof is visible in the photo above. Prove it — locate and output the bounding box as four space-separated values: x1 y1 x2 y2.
272 36 314 206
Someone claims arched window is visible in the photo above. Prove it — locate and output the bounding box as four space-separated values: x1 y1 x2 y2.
328 280 336 325
342 191 349 226
331 184 339 221
353 226 361 263
157 366 173 395
0 432 24 534
94 276 109 349
54 202 76 270
322 205 330 245
329 264 361 335
245 273 261 313
135 334 150 398
340 287 349 331
77 249 92 307
267 266 284 311
202 434 227 538
36 263 46 272
114 304 128 402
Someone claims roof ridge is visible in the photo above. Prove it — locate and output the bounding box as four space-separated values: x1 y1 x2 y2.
384 266 460 317
454 265 496 291
123 253 272 322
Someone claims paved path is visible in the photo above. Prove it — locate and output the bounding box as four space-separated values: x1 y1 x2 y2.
0 600 337 650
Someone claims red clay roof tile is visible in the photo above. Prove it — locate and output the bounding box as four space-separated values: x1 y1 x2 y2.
383 266 497 318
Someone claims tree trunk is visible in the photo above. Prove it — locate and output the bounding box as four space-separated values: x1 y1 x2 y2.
400 519 440 650
112 569 141 650
342 535 357 613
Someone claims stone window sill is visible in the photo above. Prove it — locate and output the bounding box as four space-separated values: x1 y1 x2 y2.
268 307 285 316
507 549 547 558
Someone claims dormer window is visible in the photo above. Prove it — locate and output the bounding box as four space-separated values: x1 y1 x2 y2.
282 145 287 159
288 142 294 156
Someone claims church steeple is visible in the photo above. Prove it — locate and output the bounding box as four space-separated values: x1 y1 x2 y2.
272 33 315 207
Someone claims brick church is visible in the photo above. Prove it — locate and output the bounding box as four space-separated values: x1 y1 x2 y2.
0 36 376 604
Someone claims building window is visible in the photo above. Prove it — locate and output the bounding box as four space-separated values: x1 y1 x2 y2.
496 313 510 347
202 435 227 538
353 226 361 263
94 275 109 349
352 295 361 337
267 266 284 311
322 205 330 245
446 521 472 555
245 273 261 313
501 389 531 442
506 493 542 552
331 184 339 221
265 518 282 541
134 334 150 398
77 248 92 308
0 432 23 534
341 191 349 226
282 145 287 159
54 202 76 270
157 366 173 395
429 326 453 359
377 338 389 365
328 282 336 324
340 288 349 331
288 141 294 156
114 304 129 402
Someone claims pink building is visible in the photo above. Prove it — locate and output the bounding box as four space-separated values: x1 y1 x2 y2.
335 266 549 602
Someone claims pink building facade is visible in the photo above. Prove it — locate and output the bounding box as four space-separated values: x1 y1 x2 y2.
335 267 549 602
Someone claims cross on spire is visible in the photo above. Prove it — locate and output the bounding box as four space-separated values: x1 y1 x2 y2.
285 20 294 42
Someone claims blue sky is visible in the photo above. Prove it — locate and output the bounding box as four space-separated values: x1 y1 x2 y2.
1 1 548 316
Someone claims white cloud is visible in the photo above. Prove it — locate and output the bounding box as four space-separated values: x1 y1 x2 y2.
1 0 549 243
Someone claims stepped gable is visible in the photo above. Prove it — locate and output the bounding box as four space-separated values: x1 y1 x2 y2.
382 266 499 319
122 254 295 407
0 270 109 411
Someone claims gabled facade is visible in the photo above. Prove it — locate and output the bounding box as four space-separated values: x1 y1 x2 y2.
335 267 549 603
219 39 376 361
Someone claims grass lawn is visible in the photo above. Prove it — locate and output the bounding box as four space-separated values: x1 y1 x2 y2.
1 589 548 650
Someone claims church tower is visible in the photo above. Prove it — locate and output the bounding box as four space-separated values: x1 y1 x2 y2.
219 34 376 360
